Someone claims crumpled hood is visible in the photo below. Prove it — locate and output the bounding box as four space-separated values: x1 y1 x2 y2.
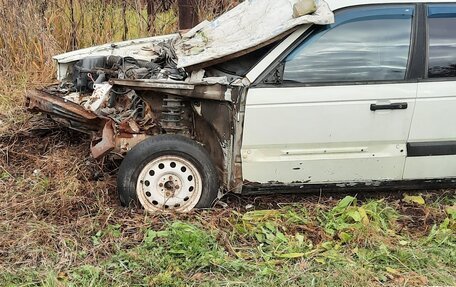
53 0 333 73
53 34 176 64
174 0 334 69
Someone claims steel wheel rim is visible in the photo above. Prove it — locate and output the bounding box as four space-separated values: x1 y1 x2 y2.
136 155 202 212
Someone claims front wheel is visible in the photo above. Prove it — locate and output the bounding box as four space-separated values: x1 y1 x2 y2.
117 135 219 212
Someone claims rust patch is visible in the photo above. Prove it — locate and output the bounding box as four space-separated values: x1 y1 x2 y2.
115 134 149 154
91 120 116 159
232 162 244 193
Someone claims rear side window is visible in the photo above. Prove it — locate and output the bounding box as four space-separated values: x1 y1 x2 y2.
427 5 456 78
283 6 414 84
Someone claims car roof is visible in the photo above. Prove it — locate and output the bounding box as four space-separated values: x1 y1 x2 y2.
326 0 456 10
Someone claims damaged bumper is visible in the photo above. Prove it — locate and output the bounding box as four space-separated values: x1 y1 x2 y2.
25 89 148 159
25 89 104 132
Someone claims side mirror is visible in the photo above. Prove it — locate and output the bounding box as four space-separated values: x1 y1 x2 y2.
262 62 285 85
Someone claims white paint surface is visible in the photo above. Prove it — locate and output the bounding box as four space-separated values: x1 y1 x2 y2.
404 156 456 180
409 82 456 142
325 0 455 10
405 81 456 179
242 84 417 183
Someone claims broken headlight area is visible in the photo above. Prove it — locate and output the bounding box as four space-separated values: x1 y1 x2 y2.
26 83 157 159
25 41 191 159
25 55 236 162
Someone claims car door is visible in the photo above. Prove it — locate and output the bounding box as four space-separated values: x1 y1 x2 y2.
241 5 418 185
404 4 456 180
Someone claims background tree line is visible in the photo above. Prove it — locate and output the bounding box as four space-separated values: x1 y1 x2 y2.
0 0 239 84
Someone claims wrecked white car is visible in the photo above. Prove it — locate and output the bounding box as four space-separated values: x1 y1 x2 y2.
26 0 456 212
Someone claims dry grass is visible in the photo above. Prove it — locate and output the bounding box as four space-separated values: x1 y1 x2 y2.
0 120 167 275
0 0 236 114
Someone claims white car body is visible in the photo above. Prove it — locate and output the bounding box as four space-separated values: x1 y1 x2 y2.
241 0 456 187
28 0 456 200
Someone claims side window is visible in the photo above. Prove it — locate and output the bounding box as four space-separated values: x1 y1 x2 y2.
427 6 456 78
283 6 414 84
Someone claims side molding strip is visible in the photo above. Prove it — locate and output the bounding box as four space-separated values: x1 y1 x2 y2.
407 141 456 157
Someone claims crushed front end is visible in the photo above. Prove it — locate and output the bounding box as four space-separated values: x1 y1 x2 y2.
25 36 244 193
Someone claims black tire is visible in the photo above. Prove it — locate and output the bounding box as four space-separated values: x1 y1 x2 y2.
117 134 219 211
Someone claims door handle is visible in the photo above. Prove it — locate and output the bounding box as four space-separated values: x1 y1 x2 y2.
370 102 408 111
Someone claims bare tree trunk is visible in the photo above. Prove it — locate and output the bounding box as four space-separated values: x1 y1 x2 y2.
122 0 128 40
38 0 48 29
146 0 155 34
69 0 77 50
135 0 144 33
79 0 84 46
178 0 198 30
110 0 114 36
98 0 107 44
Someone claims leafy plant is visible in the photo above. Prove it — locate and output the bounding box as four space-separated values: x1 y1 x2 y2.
319 196 399 246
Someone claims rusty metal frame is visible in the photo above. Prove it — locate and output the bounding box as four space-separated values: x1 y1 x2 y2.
25 89 105 132
90 120 116 159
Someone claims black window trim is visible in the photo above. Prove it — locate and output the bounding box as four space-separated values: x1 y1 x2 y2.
419 3 456 83
253 3 423 88
252 25 318 87
408 3 427 80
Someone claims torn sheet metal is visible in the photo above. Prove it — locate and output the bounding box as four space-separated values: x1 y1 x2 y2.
25 89 105 132
54 34 176 64
174 0 334 69
91 120 116 159
90 120 150 159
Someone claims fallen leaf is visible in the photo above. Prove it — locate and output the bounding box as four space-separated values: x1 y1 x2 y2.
358 206 370 225
278 252 306 259
339 231 352 243
403 194 425 205
399 240 409 246
386 267 400 275
191 272 204 281
347 209 361 222
445 205 456 219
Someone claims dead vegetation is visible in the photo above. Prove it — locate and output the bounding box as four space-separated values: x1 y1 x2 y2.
0 0 237 83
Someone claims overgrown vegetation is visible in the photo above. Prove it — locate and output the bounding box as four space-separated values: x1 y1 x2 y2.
0 1 455 286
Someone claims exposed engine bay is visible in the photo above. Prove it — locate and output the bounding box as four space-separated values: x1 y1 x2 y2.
25 39 259 193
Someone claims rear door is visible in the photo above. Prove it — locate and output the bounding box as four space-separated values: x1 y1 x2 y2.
404 4 456 179
241 5 418 185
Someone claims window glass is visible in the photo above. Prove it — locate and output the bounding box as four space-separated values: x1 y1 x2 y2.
428 6 456 78
283 6 414 84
